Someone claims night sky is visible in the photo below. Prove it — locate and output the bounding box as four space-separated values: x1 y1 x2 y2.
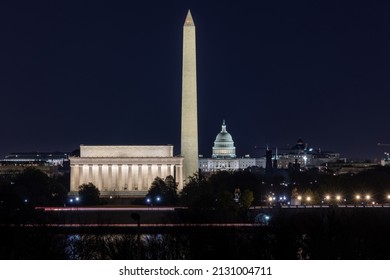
1 0 390 160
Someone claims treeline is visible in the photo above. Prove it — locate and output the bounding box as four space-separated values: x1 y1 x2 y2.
3 166 390 210
0 167 69 209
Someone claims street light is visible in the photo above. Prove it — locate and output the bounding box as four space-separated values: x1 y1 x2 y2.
323 195 330 205
355 195 361 206
296 195 302 206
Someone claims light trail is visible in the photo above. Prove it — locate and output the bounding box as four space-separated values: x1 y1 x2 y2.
7 223 263 228
35 206 184 212
251 205 390 209
36 205 390 212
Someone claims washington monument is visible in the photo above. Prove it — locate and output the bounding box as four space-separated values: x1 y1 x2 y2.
181 10 198 181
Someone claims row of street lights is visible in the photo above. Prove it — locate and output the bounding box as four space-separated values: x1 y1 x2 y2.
324 195 345 202
296 194 390 205
268 196 287 202
298 196 312 202
267 193 390 205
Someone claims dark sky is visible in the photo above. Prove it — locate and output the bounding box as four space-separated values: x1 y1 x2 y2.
1 0 390 160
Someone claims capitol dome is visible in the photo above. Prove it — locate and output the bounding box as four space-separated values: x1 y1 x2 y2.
212 120 236 159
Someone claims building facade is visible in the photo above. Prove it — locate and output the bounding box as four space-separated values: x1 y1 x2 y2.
0 152 70 176
273 139 343 170
70 145 183 197
1 152 69 166
199 121 262 173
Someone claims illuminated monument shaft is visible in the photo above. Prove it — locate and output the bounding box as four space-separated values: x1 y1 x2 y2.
181 10 198 180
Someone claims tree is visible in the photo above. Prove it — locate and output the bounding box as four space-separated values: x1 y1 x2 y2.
47 180 68 205
214 191 240 221
290 187 300 205
163 175 178 204
0 168 68 207
78 183 100 206
16 168 50 205
179 173 213 210
240 189 254 209
146 175 178 206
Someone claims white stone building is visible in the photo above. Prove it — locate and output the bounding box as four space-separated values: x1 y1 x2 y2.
70 145 183 197
199 121 261 173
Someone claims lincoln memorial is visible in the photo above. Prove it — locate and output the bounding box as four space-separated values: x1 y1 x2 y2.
70 145 184 197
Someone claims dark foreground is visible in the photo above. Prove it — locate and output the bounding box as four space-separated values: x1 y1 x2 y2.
1 206 390 259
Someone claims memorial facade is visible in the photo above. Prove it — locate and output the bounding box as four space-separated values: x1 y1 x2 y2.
70 145 183 197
